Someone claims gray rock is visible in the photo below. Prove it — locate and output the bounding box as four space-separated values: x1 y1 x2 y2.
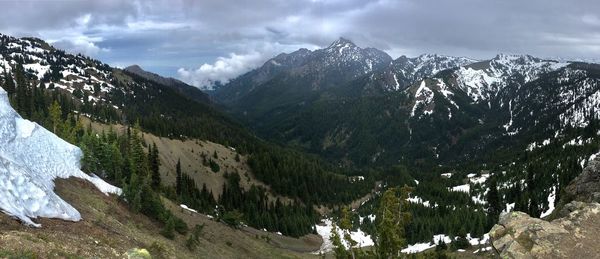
490 201 600 258
565 159 600 202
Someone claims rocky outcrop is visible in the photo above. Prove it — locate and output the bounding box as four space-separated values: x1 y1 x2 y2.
564 158 600 203
489 158 600 258
489 203 600 258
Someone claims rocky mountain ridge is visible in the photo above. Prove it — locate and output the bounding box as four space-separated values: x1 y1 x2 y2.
124 64 211 104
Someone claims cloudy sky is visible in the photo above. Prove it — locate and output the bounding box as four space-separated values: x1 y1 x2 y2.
0 0 598 88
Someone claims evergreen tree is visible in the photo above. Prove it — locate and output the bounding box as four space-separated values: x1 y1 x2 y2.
149 142 161 188
14 64 30 116
375 186 412 258
331 223 348 259
340 206 357 259
176 159 182 195
486 176 502 227
3 71 15 97
526 165 540 217
49 100 62 134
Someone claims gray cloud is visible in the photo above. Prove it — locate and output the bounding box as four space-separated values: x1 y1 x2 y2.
0 0 598 88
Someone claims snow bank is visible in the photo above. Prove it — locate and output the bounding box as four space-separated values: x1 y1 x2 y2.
359 214 376 224
441 173 452 178
401 233 489 254
407 195 434 207
401 234 452 254
450 184 470 193
313 218 374 254
469 173 490 185
540 186 556 218
180 204 198 213
0 88 121 227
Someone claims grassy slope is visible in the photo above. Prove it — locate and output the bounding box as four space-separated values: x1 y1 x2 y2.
0 177 320 258
82 117 292 203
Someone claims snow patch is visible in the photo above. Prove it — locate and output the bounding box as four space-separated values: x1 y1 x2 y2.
441 173 452 178
411 80 435 117
15 119 35 138
407 195 432 207
540 186 556 218
180 204 198 214
450 184 470 193
469 173 490 185
313 218 374 254
401 233 488 254
527 138 551 151
0 88 121 227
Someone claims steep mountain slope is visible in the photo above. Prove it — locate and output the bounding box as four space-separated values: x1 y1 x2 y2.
81 116 292 203
0 87 120 227
0 177 321 258
124 64 211 104
0 33 254 149
0 63 322 257
343 54 476 95
212 38 482 166
406 58 598 162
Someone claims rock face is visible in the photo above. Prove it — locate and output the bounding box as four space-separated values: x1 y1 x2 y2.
564 158 600 203
489 158 600 258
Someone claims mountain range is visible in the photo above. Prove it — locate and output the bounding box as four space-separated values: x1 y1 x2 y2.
211 37 600 169
2 32 600 257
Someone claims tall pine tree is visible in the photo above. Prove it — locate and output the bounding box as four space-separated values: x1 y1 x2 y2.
149 142 161 188
376 185 412 258
3 71 15 97
176 158 182 195
486 176 502 228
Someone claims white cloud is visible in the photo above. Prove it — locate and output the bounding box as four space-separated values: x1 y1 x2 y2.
40 14 110 57
126 20 189 31
49 35 109 57
177 51 266 90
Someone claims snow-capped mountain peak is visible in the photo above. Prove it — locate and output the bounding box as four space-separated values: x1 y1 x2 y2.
319 37 392 72
328 37 356 49
453 54 569 102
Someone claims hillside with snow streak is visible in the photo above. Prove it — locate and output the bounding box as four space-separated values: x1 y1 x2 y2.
0 87 120 227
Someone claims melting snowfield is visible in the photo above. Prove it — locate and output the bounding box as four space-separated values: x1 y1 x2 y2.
313 218 374 254
0 88 121 227
402 233 490 254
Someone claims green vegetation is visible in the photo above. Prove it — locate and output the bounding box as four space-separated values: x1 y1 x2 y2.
248 147 375 205
174 167 319 237
375 186 412 258
185 224 205 251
